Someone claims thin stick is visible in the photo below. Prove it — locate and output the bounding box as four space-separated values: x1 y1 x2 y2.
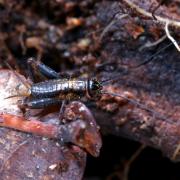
123 144 146 180
122 0 180 28
151 0 165 20
122 0 180 52
165 21 180 51
100 13 128 41
172 140 180 160
139 34 167 51
0 114 59 138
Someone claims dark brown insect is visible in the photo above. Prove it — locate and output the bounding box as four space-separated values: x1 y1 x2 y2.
8 58 165 117
7 57 171 120
9 58 103 109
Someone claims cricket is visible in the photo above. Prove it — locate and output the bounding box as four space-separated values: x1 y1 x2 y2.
6 57 168 120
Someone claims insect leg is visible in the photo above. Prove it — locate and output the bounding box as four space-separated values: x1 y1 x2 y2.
19 97 62 109
59 100 66 122
27 57 60 79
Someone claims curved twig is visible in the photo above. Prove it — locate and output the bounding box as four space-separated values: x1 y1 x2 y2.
122 0 180 51
122 0 180 28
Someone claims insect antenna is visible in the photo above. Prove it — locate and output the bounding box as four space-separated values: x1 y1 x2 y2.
4 95 24 99
101 74 124 85
134 42 173 68
101 90 172 123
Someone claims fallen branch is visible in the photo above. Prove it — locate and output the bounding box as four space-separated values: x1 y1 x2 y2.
122 0 180 28
122 0 180 51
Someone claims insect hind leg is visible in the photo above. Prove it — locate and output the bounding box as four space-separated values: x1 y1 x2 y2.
27 57 60 79
19 97 62 109
19 97 67 123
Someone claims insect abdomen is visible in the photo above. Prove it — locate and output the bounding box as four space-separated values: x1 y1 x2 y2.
31 79 87 98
